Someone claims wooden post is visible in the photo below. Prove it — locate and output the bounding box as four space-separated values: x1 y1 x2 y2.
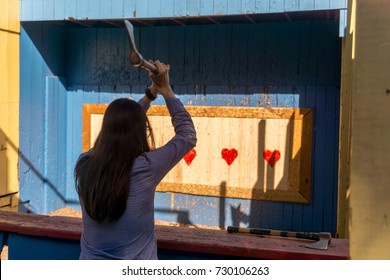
0 0 20 210
345 0 390 259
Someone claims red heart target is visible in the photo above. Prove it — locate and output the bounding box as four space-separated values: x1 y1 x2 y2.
221 148 238 166
183 149 196 165
263 150 281 167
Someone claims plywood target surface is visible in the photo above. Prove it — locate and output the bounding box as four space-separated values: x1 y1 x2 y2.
83 104 312 203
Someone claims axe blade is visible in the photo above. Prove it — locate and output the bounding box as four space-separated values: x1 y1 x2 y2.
304 233 331 251
124 20 158 74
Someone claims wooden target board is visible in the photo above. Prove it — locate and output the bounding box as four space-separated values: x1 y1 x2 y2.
83 104 312 203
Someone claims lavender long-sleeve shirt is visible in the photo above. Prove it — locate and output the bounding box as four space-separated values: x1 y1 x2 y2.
78 97 196 260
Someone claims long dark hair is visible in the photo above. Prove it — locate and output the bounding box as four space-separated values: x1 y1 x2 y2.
75 98 155 223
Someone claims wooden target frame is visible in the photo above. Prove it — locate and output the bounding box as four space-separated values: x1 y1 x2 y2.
82 104 313 203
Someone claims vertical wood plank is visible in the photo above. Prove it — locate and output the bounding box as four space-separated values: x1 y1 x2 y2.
200 0 214 15
186 0 200 16
161 0 174 17
348 0 390 259
311 86 326 232
19 26 33 204
214 0 228 15
247 24 266 85
296 22 311 84
174 0 186 16
81 28 97 85
315 0 330 10
111 0 124 18
6 0 19 32
323 86 337 232
32 0 43 21
292 85 307 231
299 0 315 11
0 32 8 102
169 26 185 84
255 0 270 13
0 0 19 197
229 24 248 86
99 0 111 19
29 24 46 213
284 0 299 11
65 0 77 19
67 28 84 85
301 85 315 232
213 25 230 88
339 9 347 37
332 86 340 234
20 0 33 21
123 0 136 18
198 25 216 86
269 0 284 12
54 0 66 20
282 203 294 230
227 0 241 14
65 89 75 200
153 26 170 65
76 0 88 19
86 0 99 19
136 0 149 17
44 77 64 212
183 26 196 85
241 0 256 13
95 28 111 86
330 0 346 9
148 0 161 17
42 0 54 20
316 22 339 85
0 1 7 29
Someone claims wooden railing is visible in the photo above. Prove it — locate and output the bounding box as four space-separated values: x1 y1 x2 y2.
0 211 349 260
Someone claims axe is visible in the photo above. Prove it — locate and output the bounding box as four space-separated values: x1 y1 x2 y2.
124 20 159 74
227 226 331 251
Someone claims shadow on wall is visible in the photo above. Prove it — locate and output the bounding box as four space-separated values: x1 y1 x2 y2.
0 127 79 213
155 208 193 226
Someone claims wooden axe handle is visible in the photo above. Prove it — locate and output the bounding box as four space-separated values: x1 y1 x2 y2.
227 226 321 241
124 20 158 74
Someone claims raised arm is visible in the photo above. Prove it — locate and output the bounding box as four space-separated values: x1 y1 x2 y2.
146 61 197 184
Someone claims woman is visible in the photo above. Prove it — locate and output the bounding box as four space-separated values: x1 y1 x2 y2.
74 61 196 259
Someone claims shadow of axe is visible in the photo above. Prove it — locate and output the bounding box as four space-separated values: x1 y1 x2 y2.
227 226 331 251
124 20 159 75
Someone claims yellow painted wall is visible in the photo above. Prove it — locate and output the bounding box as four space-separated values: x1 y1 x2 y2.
345 0 390 259
338 2 355 240
0 0 19 204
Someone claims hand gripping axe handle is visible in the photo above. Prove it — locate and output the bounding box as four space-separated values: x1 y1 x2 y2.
227 226 331 251
124 20 159 75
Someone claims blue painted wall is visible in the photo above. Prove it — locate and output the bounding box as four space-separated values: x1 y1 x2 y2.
19 0 348 37
20 0 347 20
19 22 70 214
19 19 341 234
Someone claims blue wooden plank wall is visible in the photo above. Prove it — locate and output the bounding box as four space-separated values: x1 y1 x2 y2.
19 19 341 234
20 0 347 20
19 22 78 213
